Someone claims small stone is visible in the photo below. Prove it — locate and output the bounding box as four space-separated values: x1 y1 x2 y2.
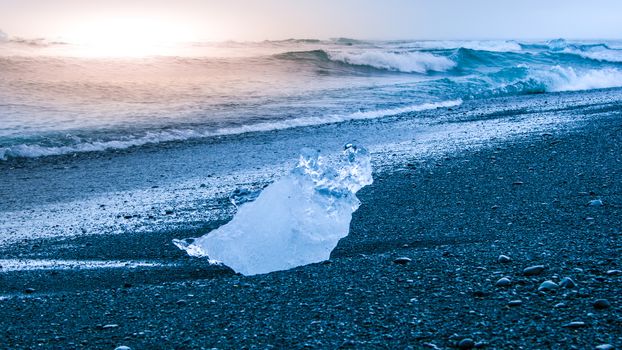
115 346 132 350
24 288 36 294
497 255 512 263
508 300 522 307
588 199 603 206
538 280 559 292
472 290 490 298
577 288 591 298
593 299 611 310
595 344 614 350
559 277 576 288
393 257 411 265
563 321 587 329
474 341 488 348
523 265 546 276
458 338 475 349
495 277 512 287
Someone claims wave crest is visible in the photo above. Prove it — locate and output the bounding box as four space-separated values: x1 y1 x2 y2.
325 50 456 73
540 66 622 92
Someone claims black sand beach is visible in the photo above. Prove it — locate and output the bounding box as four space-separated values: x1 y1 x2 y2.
1 94 621 349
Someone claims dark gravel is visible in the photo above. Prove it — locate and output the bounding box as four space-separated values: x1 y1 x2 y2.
1 105 621 349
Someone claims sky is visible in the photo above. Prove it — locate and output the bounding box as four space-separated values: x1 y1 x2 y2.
0 0 621 43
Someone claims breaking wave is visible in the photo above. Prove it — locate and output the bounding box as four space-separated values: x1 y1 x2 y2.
276 49 456 73
539 38 622 63
539 66 622 92
325 50 456 73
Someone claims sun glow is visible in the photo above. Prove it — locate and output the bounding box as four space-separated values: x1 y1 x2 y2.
64 17 197 57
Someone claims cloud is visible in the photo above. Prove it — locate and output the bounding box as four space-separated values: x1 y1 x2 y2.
0 29 8 42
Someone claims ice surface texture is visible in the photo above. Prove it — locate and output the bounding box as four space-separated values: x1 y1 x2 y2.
173 144 373 275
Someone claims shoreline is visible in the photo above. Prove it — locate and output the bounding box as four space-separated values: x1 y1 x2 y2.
2 89 621 249
0 97 620 348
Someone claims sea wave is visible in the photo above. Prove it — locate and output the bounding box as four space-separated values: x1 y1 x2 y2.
325 50 456 73
277 41 622 77
539 38 622 63
411 40 522 52
0 100 462 160
474 66 622 98
277 49 456 73
540 66 622 92
562 47 622 63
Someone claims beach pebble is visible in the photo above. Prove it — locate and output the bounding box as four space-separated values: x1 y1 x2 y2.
473 290 490 298
497 255 512 263
593 299 611 310
508 300 522 307
559 277 576 288
562 321 587 329
538 280 559 292
393 257 411 265
595 344 614 350
495 277 512 287
523 265 546 276
578 288 592 298
588 199 603 206
458 338 475 349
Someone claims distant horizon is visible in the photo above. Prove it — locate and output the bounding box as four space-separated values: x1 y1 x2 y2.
2 31 622 44
2 0 622 44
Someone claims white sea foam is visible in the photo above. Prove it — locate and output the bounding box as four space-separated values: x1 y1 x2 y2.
326 50 456 73
542 66 622 92
0 100 461 160
562 47 622 63
0 259 170 272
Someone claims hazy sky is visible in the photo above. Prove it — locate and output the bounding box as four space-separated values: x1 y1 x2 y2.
1 0 621 42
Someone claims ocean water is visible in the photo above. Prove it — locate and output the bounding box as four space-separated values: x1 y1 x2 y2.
2 38 622 160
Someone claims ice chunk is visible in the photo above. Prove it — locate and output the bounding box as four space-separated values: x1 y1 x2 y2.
173 144 373 275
